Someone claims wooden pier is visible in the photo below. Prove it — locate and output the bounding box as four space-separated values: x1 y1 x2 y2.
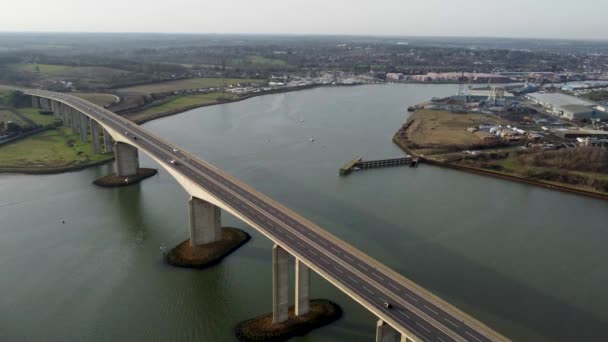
339 156 418 176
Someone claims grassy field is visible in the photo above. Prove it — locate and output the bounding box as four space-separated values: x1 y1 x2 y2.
401 109 506 154
0 127 111 169
72 92 118 107
18 108 57 126
117 78 263 94
7 63 130 89
0 109 26 126
232 56 288 67
125 93 237 122
8 63 127 78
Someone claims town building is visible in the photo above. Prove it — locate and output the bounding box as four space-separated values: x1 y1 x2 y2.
526 92 608 120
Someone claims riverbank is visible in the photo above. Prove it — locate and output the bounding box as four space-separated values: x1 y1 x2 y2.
393 110 608 201
0 127 114 174
123 83 366 125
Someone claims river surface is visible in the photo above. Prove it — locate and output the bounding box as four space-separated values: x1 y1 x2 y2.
1 84 608 342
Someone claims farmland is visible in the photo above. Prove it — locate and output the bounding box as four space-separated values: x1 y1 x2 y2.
117 78 264 94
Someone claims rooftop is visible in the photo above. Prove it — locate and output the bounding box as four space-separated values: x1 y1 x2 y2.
528 92 596 108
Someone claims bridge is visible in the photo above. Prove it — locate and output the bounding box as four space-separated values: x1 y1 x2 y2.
26 89 509 342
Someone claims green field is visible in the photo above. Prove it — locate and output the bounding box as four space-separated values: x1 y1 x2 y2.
126 93 237 122
231 56 288 67
0 127 112 169
8 63 72 75
0 109 26 126
18 108 57 126
72 92 118 107
117 78 263 94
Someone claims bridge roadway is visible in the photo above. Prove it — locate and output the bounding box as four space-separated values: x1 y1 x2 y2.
26 89 509 342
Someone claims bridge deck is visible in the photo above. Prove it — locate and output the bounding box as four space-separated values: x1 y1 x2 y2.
25 89 510 342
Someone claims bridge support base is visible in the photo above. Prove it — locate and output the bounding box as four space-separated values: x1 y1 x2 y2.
93 142 156 187
166 227 250 269
166 196 250 268
234 299 342 342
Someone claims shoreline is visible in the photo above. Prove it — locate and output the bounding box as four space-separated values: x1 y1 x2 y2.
125 83 367 125
0 157 114 175
0 83 363 174
393 130 608 202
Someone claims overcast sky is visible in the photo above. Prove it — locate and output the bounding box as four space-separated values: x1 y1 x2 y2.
1 0 606 40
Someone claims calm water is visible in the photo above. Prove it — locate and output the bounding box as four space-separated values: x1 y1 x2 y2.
1 84 608 342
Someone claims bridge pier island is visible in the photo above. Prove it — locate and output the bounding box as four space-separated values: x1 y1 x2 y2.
166 196 250 268
234 244 341 342
93 141 157 187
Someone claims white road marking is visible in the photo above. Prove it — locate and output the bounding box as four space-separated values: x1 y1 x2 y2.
445 318 459 328
416 322 431 333
466 331 483 342
424 304 439 316
362 286 373 294
399 311 411 319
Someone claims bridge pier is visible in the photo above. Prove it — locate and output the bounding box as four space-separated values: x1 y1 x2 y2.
273 244 290 324
90 119 102 154
70 108 79 134
295 259 310 316
62 104 70 127
114 142 139 177
103 129 113 153
31 96 39 108
79 113 88 141
189 196 222 246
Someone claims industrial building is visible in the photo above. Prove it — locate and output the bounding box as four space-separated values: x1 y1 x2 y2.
553 128 608 139
526 92 608 120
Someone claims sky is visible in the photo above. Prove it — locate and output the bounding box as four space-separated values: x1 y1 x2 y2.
1 0 606 40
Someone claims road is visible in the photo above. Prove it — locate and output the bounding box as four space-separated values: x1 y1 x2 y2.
27 89 509 342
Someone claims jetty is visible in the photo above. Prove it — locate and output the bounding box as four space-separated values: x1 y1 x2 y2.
339 156 418 176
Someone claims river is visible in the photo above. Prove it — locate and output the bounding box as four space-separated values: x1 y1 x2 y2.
1 84 607 342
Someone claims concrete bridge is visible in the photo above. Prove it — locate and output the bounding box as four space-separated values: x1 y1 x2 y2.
27 90 510 342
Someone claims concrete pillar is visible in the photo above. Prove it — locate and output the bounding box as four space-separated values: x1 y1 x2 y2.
103 129 113 153
62 104 70 127
376 320 402 342
273 244 289 324
70 109 79 134
188 196 222 246
79 113 88 141
295 259 310 316
114 142 139 177
90 120 101 153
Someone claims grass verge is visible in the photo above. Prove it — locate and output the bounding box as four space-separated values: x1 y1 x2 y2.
0 127 113 170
